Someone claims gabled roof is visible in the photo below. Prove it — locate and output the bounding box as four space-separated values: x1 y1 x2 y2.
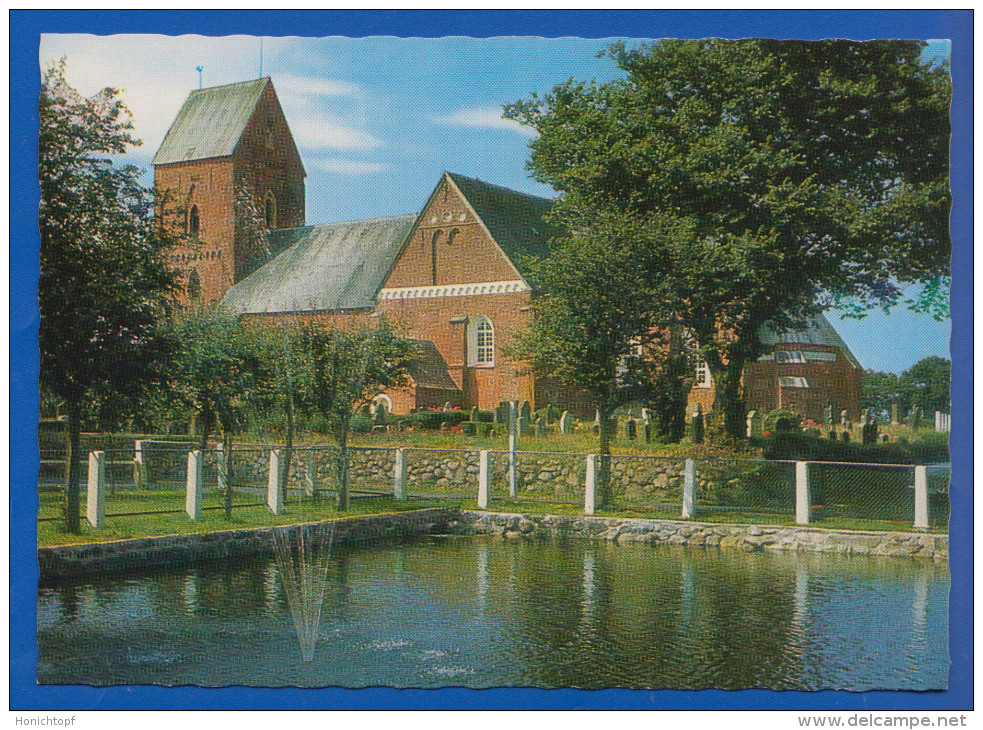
406 340 461 391
758 313 863 370
153 78 270 166
220 215 416 315
445 172 558 277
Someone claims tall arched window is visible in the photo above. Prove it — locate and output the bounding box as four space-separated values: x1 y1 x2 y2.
188 205 200 237
265 192 277 229
468 315 495 367
187 269 201 300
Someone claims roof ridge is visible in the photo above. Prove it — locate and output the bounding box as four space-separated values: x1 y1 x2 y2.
445 171 555 204
189 77 269 95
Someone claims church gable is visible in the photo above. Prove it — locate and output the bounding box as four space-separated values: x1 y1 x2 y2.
380 173 533 294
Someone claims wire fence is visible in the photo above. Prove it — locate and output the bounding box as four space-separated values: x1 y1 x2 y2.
39 442 950 532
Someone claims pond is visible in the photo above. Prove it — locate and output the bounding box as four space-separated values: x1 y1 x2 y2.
37 536 949 690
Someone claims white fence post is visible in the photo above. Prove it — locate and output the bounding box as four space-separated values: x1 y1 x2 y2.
133 439 147 488
913 465 929 530
186 449 202 520
795 461 810 526
394 448 407 501
682 458 696 519
478 449 490 509
508 401 518 498
268 449 284 515
585 454 597 516
86 450 106 528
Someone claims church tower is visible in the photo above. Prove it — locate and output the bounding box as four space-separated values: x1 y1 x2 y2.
153 78 305 305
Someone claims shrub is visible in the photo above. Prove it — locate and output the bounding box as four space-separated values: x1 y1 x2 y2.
764 409 802 433
760 431 949 464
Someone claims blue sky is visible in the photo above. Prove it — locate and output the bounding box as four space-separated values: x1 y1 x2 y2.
39 34 951 374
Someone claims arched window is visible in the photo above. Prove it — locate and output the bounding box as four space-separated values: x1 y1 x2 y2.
468 315 495 367
447 227 460 245
187 269 201 300
265 192 277 229
188 205 200 237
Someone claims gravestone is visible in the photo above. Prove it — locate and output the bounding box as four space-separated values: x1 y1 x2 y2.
861 417 878 445
517 416 530 437
470 406 480 423
559 411 573 434
519 400 532 421
643 420 652 443
828 429 836 441
534 417 547 437
910 406 922 430
823 403 834 427
746 409 763 438
891 403 899 425
840 431 851 443
692 405 705 444
373 402 387 427
626 418 637 441
840 409 849 428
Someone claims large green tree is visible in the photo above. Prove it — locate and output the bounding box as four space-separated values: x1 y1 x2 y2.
290 320 415 511
40 61 177 532
507 39 950 437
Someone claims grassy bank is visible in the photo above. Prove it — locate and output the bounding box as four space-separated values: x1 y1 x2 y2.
37 496 451 547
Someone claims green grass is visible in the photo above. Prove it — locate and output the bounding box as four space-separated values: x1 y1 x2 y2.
37 494 450 547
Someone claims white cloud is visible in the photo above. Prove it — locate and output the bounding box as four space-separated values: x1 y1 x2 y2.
276 74 360 99
314 159 389 175
290 117 383 152
444 106 537 137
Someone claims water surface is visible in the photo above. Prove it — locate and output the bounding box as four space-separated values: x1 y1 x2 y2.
37 536 949 689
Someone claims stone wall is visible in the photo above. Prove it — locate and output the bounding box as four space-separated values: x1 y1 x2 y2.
447 511 948 561
38 508 449 581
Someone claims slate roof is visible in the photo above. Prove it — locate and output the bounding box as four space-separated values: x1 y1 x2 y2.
758 313 863 370
153 78 269 166
220 215 416 315
446 172 558 278
406 340 461 391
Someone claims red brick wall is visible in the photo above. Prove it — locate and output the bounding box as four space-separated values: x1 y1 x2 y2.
156 158 236 306
233 82 306 277
384 176 522 288
155 81 305 307
376 292 534 411
743 345 862 424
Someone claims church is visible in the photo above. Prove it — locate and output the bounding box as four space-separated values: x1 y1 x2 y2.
154 77 862 423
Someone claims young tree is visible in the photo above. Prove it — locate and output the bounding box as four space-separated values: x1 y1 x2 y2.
507 39 950 437
290 320 415 511
510 212 692 503
39 60 177 532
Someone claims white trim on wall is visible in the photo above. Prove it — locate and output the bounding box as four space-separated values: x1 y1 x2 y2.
377 280 530 301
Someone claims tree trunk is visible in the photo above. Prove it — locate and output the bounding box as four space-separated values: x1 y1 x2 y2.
63 399 82 534
223 431 233 521
596 404 614 508
282 392 294 505
336 421 350 512
198 403 212 453
713 356 748 439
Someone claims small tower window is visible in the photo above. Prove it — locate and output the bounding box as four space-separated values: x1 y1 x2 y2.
188 205 200 237
265 193 277 229
187 269 201 300
468 315 495 367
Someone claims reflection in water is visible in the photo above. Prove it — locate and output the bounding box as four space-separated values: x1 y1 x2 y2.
37 537 949 690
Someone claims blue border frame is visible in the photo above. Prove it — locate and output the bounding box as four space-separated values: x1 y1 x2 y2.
10 10 972 711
